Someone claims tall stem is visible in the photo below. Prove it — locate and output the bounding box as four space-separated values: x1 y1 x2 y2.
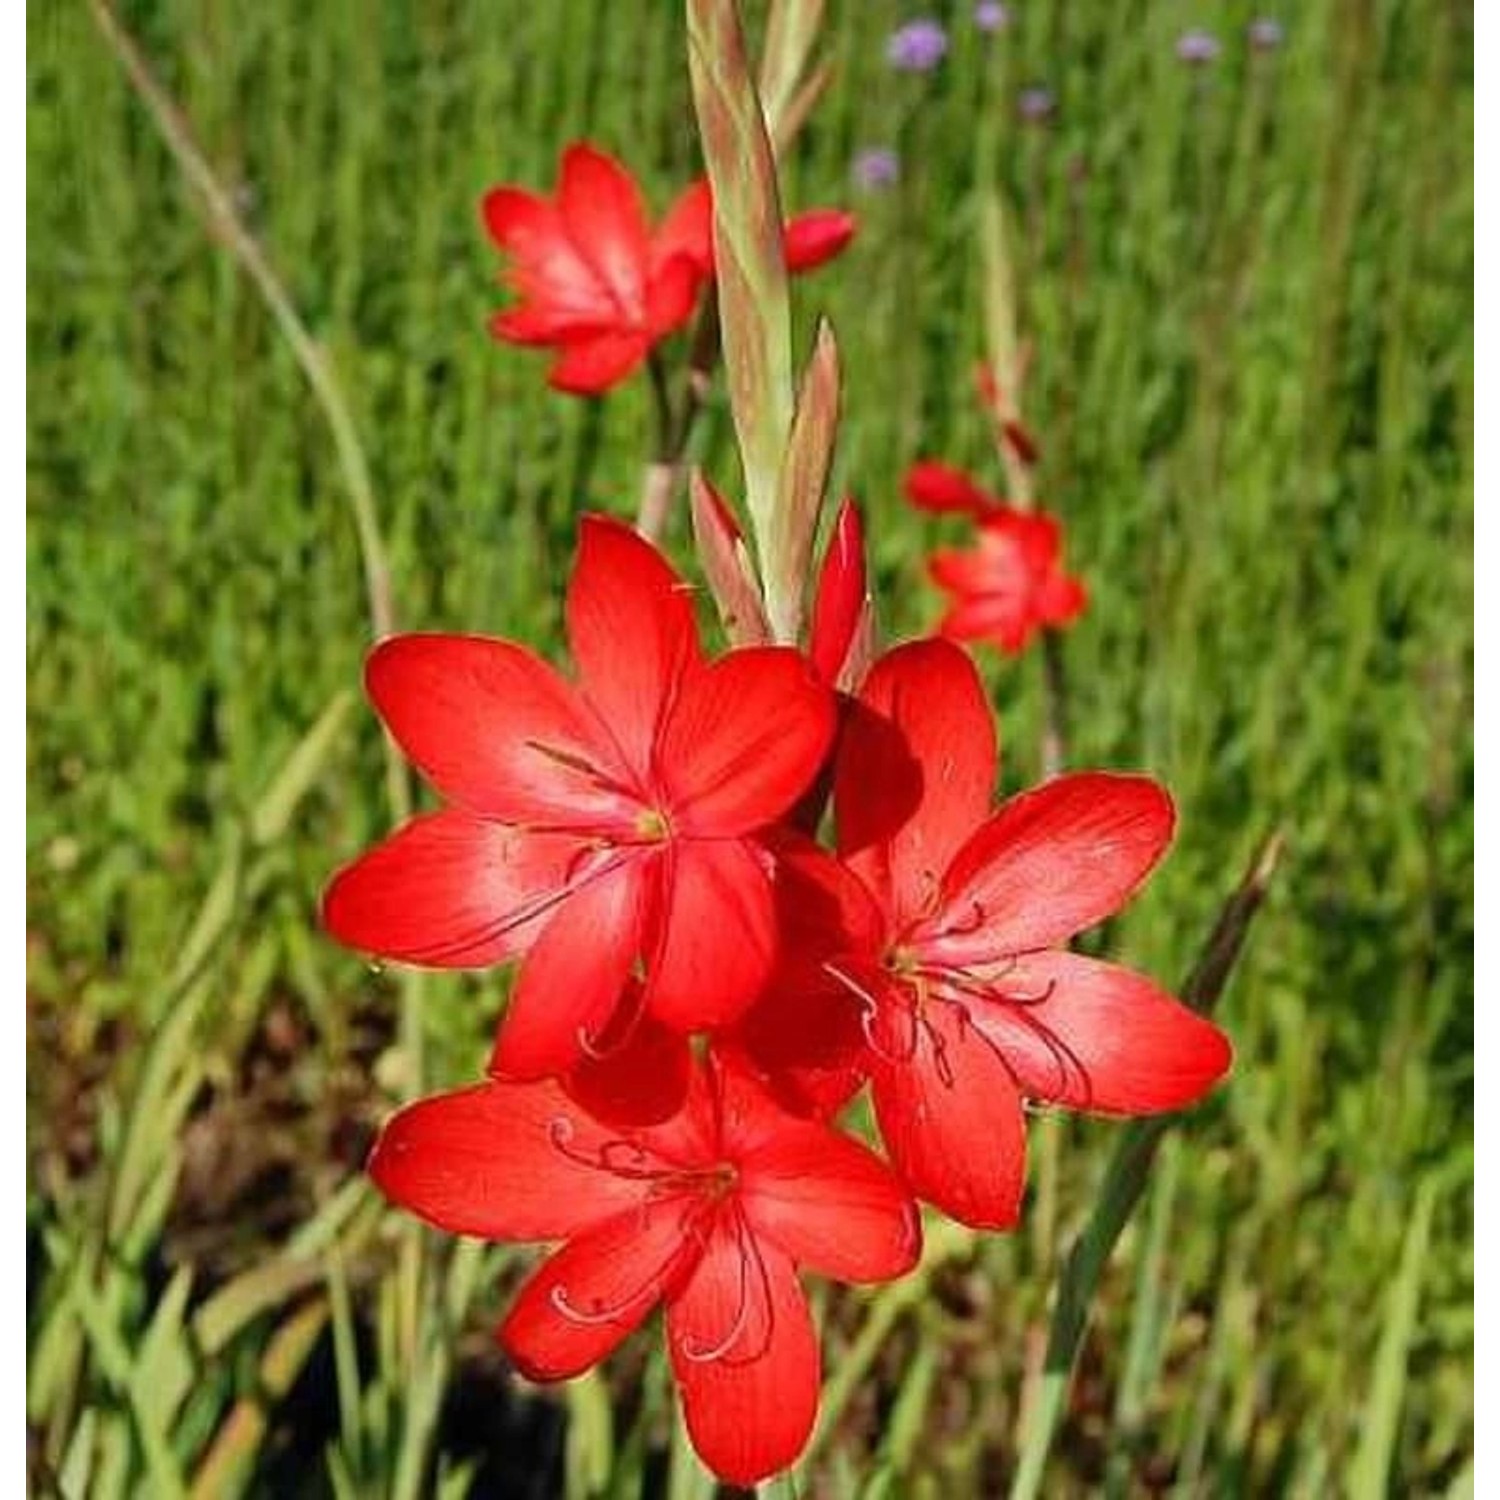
638 305 724 541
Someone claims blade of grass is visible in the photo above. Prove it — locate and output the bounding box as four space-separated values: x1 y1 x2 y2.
1348 1173 1441 1499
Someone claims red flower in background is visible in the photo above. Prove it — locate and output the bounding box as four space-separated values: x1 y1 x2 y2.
370 1055 919 1486
323 516 834 1078
738 640 1231 1229
482 146 857 395
904 462 1086 655
482 144 708 394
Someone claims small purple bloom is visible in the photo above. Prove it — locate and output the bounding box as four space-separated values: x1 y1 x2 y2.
852 147 901 191
886 18 948 72
974 1 1010 32
1248 17 1285 51
1175 29 1222 65
1017 86 1056 124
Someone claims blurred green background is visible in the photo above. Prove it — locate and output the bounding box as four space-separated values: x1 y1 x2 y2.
27 1 1472 1495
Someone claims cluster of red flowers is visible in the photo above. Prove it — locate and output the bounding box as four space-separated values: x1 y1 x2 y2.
325 503 1231 1481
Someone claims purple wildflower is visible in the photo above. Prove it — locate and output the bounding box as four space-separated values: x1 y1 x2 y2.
1248 17 1285 51
974 1 1010 32
1017 86 1056 124
886 18 948 72
1175 29 1222 65
852 147 901 191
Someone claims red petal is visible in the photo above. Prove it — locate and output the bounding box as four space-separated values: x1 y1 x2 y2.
645 252 704 338
732 1082 920 1281
928 539 1017 596
367 1077 647 1241
501 1197 697 1380
729 833 882 1116
481 188 610 330
548 330 651 393
489 302 593 346
1038 570 1087 625
783 209 857 273
1003 509 1062 572
926 773 1175 959
481 187 557 253
667 1215 820 1486
808 497 866 686
322 811 576 969
492 855 649 1079
565 1004 693 1128
646 838 776 1031
965 951 1232 1113
365 634 631 830
566 515 701 778
903 461 996 516
661 649 834 835
557 143 651 314
870 999 1026 1230
652 178 715 278
835 639 997 927
935 593 1035 654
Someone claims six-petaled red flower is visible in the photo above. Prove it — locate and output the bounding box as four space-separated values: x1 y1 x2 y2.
323 515 834 1078
481 144 707 394
481 144 857 394
904 461 1087 655
735 639 1231 1229
369 1053 919 1486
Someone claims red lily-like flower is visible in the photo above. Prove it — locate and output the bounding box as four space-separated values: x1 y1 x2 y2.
482 147 856 395
905 462 1086 655
739 639 1231 1229
369 1055 920 1486
323 516 834 1078
929 510 1086 654
481 144 708 394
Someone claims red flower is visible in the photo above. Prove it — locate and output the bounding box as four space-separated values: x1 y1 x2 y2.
929 509 1086 654
481 148 856 395
904 461 1085 654
663 180 858 280
369 1055 919 1486
481 144 708 394
740 639 1232 1229
323 516 834 1078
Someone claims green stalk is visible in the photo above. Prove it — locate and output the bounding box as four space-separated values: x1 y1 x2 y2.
686 0 799 641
